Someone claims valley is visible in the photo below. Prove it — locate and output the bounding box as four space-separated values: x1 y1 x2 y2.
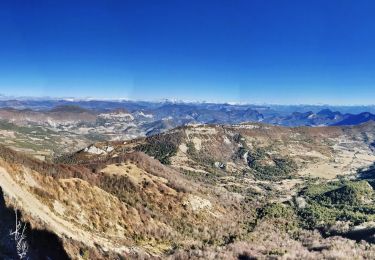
1 101 375 162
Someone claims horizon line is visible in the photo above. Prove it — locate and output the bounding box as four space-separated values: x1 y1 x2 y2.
0 94 375 107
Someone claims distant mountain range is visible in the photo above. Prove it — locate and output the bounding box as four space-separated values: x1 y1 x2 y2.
266 109 375 126
0 99 374 128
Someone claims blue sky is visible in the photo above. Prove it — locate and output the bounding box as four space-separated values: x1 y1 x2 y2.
0 0 375 104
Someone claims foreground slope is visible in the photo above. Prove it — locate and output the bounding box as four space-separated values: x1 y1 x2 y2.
0 145 250 259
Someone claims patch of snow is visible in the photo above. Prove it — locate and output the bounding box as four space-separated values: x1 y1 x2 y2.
308 113 317 119
138 111 153 118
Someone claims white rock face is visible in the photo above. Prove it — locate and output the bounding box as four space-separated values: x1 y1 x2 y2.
84 145 114 155
295 197 307 209
183 195 212 212
232 124 260 129
214 161 225 169
192 137 202 151
106 146 114 152
53 200 66 215
84 145 106 155
223 136 231 144
179 143 188 153
243 151 249 163
98 112 134 120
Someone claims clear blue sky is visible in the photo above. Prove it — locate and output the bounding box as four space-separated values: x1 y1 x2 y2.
0 0 375 104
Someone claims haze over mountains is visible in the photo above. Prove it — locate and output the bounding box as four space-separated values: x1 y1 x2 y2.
1 98 375 126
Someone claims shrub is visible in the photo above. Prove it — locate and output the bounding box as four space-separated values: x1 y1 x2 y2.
135 133 181 164
317 181 373 206
245 147 297 181
298 180 375 230
257 203 298 232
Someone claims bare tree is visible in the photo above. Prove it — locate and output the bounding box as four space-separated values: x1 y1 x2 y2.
9 210 29 259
